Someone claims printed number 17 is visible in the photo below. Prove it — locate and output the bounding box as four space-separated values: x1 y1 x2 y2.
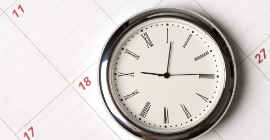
24 126 34 140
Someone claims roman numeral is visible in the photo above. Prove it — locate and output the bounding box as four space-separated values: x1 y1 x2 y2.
141 32 154 48
166 28 168 43
183 34 192 48
118 72 134 77
124 90 139 100
194 51 209 61
196 93 209 102
124 49 140 60
140 102 151 118
164 107 169 123
181 104 192 119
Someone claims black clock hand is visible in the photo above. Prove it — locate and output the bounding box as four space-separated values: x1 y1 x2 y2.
141 72 164 76
158 74 215 79
141 72 214 79
166 42 172 73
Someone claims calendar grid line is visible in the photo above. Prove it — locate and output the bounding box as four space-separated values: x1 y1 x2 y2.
3 13 121 137
15 85 70 134
3 10 79 135
213 85 268 139
226 59 270 138
70 85 122 140
0 46 36 96
3 2 123 138
0 118 20 140
0 7 3 13
236 57 247 67
1 0 269 139
188 1 270 138
9 74 70 132
93 0 117 25
155 0 163 7
28 86 114 140
70 59 99 85
236 84 270 138
25 0 88 49
212 128 224 140
215 0 258 34
238 109 267 139
213 94 257 138
45 15 111 83
194 0 270 82
94 0 163 26
247 57 270 82
235 9 270 42
194 0 248 60
3 11 71 86
3 0 17 12
247 35 270 57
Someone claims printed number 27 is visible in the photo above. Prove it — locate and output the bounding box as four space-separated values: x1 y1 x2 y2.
255 48 266 64
24 126 34 140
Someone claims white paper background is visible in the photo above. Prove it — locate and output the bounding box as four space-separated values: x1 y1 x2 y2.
0 0 270 139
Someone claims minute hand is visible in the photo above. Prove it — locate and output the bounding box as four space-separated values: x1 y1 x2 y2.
141 72 215 79
164 74 215 79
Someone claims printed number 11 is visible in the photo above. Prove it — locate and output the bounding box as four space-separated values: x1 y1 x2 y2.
13 5 24 17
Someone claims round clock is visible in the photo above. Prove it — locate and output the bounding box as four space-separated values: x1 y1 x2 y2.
98 8 236 140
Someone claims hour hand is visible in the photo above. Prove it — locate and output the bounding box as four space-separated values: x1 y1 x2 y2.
141 72 164 76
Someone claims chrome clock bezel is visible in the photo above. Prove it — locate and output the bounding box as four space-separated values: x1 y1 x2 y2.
98 8 236 140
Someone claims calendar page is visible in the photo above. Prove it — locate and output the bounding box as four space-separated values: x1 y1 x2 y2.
0 0 269 140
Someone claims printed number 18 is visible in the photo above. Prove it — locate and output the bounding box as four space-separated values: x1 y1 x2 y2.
79 77 91 90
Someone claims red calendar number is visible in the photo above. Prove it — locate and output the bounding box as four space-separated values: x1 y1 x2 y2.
24 126 34 140
79 77 91 90
255 48 266 64
13 5 24 17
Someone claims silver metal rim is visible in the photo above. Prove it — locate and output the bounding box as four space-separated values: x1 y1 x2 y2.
98 7 236 140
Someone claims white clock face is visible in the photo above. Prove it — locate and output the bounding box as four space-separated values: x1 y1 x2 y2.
108 18 226 134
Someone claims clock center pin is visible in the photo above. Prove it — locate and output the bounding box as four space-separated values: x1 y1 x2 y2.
164 72 170 79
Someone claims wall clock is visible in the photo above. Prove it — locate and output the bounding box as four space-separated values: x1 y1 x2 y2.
98 8 236 140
